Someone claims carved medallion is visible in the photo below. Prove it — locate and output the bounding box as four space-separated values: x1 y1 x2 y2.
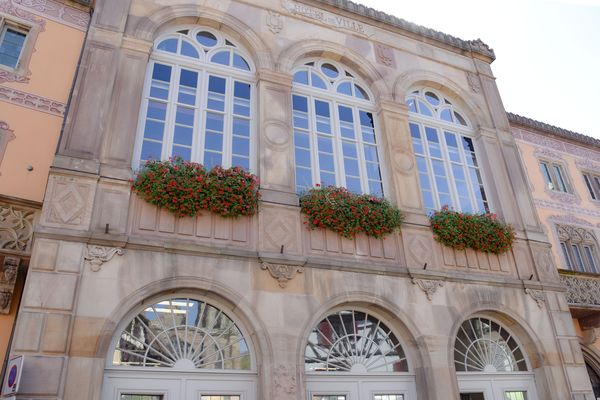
266 10 283 34
375 44 393 67
466 72 481 93
524 288 546 308
261 262 303 288
411 278 444 301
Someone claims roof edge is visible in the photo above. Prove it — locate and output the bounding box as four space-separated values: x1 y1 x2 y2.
311 0 495 61
507 112 600 149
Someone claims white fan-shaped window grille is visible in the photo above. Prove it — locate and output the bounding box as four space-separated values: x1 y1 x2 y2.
293 60 371 101
406 89 469 127
305 310 408 373
454 317 528 372
113 297 251 370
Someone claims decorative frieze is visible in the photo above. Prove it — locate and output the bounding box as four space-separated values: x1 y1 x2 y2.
411 278 444 301
12 0 90 31
260 262 304 288
0 256 20 314
0 85 66 116
549 214 594 228
513 129 600 164
560 274 600 307
525 288 546 308
466 71 481 93
544 188 581 206
0 0 46 27
534 199 600 218
84 245 124 272
0 203 35 252
283 0 371 36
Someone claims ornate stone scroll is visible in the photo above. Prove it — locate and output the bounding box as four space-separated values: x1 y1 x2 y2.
261 262 303 288
525 288 546 308
411 278 444 301
84 245 124 272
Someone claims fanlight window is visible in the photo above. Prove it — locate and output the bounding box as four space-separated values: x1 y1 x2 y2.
134 27 254 170
113 297 251 370
407 88 488 214
305 310 408 373
454 317 528 372
292 60 383 195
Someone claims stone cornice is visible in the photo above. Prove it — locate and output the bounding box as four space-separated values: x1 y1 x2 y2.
306 0 495 61
508 112 600 149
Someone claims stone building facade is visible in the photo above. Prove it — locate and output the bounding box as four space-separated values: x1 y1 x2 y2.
0 0 91 382
510 113 600 398
6 0 597 399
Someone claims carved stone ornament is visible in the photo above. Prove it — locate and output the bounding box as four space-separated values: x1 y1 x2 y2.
1 256 19 284
557 224 596 243
524 288 546 308
375 43 393 66
266 10 283 34
12 0 90 31
560 274 600 307
0 85 66 116
534 147 564 162
411 278 444 301
466 71 481 93
273 364 297 397
260 262 303 288
0 290 11 312
0 204 35 252
582 327 600 346
84 245 124 272
549 214 594 228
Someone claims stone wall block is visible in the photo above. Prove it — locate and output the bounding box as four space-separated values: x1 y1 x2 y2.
551 311 578 337
94 0 131 32
17 356 64 396
566 365 595 391
258 203 303 255
56 241 84 273
13 312 44 351
41 313 71 353
30 239 59 271
92 179 132 235
22 272 78 311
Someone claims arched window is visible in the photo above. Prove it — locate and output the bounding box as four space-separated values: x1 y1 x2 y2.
292 60 383 196
112 297 251 370
103 296 257 400
305 309 416 400
455 317 538 400
134 27 255 170
407 89 488 214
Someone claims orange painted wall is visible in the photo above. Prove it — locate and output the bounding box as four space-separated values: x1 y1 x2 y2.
0 265 25 375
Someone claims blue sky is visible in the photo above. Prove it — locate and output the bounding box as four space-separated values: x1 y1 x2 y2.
356 0 600 138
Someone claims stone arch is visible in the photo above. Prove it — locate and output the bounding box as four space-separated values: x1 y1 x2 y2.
448 303 553 399
126 3 274 70
296 291 432 400
394 69 488 130
95 275 273 377
278 39 392 102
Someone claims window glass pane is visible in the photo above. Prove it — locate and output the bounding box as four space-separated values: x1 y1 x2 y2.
315 100 331 134
172 145 191 161
157 38 177 53
374 395 404 400
311 73 327 89
196 31 218 47
425 91 440 106
200 396 240 400
572 244 585 272
425 127 442 158
211 50 230 66
338 106 355 139
504 391 528 400
584 246 598 273
294 70 309 85
295 148 311 168
337 81 352 96
584 174 598 200
121 395 163 400
173 125 193 147
144 120 164 141
233 81 251 116
561 242 573 269
233 53 250 70
553 165 568 192
207 76 226 111
296 167 312 193
406 98 417 113
312 396 346 400
418 101 433 116
355 84 369 100
540 163 554 190
360 111 376 144
152 63 172 82
204 151 222 169
140 140 162 162
180 40 199 58
440 108 453 122
233 118 250 137
321 63 339 78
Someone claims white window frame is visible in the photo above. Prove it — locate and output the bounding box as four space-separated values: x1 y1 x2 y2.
0 19 28 70
539 160 570 193
291 59 386 196
582 171 600 202
407 89 490 214
0 14 38 77
132 27 257 172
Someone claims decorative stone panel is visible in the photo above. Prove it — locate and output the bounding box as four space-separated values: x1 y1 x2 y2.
0 256 19 313
0 202 35 252
129 195 257 250
259 203 302 255
441 246 515 275
560 273 600 307
40 173 97 231
305 227 404 264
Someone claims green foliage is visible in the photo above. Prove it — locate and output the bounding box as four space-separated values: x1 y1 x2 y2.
429 206 515 254
300 185 403 239
131 157 260 218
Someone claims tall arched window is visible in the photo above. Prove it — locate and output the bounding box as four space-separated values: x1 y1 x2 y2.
407 89 488 214
305 309 416 400
134 27 255 170
292 60 383 196
454 317 538 400
103 296 257 400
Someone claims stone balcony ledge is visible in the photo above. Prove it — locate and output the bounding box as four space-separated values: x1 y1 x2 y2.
559 270 600 329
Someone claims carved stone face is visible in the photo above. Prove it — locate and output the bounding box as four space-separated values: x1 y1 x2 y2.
2 258 18 283
0 291 11 310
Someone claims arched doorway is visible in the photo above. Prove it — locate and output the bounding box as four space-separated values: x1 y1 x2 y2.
454 317 538 400
101 296 257 400
304 309 417 400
